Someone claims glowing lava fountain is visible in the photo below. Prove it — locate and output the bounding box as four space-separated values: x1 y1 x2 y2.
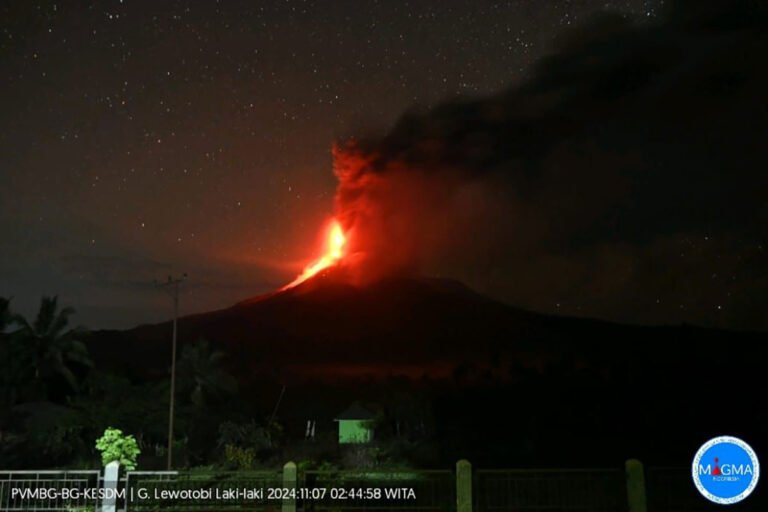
282 219 347 290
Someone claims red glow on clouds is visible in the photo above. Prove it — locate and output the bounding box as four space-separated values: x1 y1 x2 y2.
280 142 432 291
281 141 445 290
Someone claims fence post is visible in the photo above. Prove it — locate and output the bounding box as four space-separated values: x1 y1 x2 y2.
456 459 472 512
283 461 297 512
100 461 120 512
626 459 648 512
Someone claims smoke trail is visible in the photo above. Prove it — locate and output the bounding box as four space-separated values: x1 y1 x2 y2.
329 0 768 328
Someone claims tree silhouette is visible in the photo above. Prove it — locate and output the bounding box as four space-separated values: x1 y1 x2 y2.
0 297 23 405
12 296 92 395
0 297 11 333
176 337 237 407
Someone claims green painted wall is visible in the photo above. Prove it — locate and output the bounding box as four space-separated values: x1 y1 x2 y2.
338 420 373 444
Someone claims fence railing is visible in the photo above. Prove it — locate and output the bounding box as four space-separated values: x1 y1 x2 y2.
474 468 627 512
3 459 764 512
644 466 767 512
300 468 454 511
123 470 283 511
0 470 101 511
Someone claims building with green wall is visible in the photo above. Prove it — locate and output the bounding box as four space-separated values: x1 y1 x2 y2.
335 403 375 444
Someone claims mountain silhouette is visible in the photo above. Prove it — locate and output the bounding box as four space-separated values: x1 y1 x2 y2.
87 270 763 382
86 270 767 466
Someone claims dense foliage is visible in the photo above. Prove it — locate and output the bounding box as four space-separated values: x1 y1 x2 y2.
0 297 252 469
0 296 421 470
95 427 141 470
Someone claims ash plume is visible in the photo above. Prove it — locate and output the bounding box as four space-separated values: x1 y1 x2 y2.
331 0 768 329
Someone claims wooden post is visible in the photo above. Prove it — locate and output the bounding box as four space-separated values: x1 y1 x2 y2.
282 461 297 512
626 459 648 512
456 459 472 512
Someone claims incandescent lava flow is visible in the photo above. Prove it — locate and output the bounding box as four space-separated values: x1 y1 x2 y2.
282 219 347 290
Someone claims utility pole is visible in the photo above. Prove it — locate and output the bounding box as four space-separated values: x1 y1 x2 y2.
155 273 187 470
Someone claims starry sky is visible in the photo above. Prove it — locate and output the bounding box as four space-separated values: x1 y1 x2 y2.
7 0 766 332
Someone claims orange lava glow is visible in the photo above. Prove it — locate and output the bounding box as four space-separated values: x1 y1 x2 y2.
283 219 346 289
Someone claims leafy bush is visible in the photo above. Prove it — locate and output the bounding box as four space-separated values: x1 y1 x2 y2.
217 420 274 451
95 427 140 470
223 443 255 469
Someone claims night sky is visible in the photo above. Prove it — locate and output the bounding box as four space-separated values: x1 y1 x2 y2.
5 0 766 332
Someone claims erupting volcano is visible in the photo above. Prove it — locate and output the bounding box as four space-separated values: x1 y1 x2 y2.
279 143 443 292
283 219 347 290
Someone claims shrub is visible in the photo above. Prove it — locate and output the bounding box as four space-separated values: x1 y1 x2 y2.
95 427 141 470
223 443 256 469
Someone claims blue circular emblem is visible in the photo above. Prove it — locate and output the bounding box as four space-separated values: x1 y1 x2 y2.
692 436 759 505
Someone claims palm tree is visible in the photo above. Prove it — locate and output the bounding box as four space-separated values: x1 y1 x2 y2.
177 338 237 406
0 297 11 332
13 296 92 395
0 297 21 404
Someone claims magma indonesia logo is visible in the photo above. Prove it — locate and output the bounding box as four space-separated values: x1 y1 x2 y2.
692 436 760 505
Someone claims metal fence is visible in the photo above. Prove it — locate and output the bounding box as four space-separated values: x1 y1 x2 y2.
300 469 454 512
474 468 626 512
645 467 766 512
6 463 766 512
0 470 101 511
123 470 283 511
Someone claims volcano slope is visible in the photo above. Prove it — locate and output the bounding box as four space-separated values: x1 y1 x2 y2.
87 271 767 466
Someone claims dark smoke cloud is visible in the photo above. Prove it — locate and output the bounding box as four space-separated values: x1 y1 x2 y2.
333 0 768 330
